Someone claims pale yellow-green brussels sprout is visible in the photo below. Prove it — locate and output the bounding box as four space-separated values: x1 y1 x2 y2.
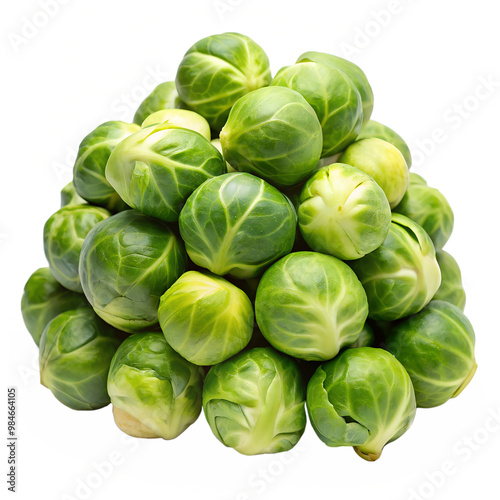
108 332 204 439
340 138 409 208
358 120 412 168
158 271 253 365
298 163 391 260
141 109 211 140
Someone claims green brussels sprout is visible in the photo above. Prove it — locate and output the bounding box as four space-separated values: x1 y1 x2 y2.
407 172 427 185
350 214 441 321
220 86 323 188
297 51 373 124
255 252 368 361
141 109 211 140
133 81 183 125
175 32 272 132
73 121 139 212
107 332 204 439
345 323 375 349
203 347 306 455
340 138 409 208
307 347 416 461
271 61 363 157
105 124 226 222
384 300 477 408
433 249 466 310
79 210 187 333
39 307 123 410
21 268 88 346
358 120 412 168
60 182 87 207
179 173 296 279
44 205 110 293
158 271 253 365
298 163 391 260
393 173 454 249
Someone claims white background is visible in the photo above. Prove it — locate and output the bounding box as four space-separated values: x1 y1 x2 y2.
3 1 500 499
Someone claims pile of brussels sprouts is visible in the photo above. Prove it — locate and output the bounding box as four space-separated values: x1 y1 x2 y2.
21 32 477 461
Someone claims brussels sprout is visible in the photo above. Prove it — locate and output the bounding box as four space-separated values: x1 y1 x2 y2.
133 81 183 125
158 271 253 365
176 32 272 132
271 61 363 157
345 323 375 349
60 182 87 207
340 138 409 208
141 109 211 140
433 249 466 310
393 173 454 249
21 268 88 346
297 51 373 124
358 120 412 168
107 332 204 439
179 173 296 279
73 121 139 212
350 214 441 321
307 348 416 461
255 252 368 361
203 347 306 455
298 163 391 260
39 307 123 410
105 124 226 222
44 205 110 293
384 300 477 408
220 87 323 188
408 172 427 185
79 210 187 332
